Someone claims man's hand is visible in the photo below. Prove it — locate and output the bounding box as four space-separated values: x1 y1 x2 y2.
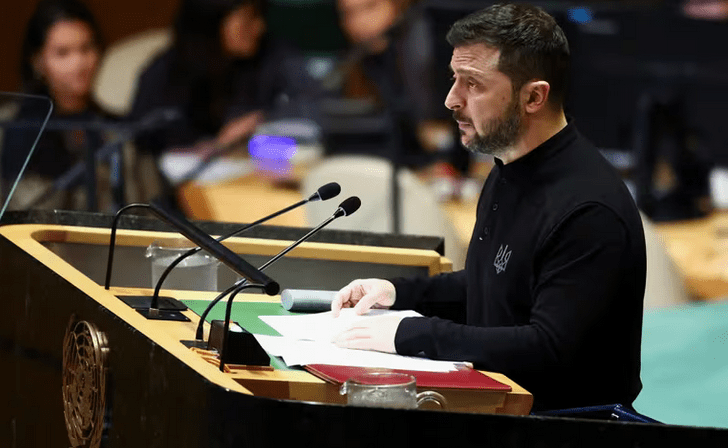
332 313 405 354
331 279 396 317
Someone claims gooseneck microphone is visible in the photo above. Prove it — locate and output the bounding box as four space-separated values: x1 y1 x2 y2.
216 196 361 371
148 182 340 310
260 196 360 272
104 201 279 320
196 196 362 341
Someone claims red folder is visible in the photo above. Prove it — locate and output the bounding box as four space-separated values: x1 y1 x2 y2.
305 364 512 391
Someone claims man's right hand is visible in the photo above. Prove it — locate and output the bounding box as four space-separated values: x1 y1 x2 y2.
331 279 396 317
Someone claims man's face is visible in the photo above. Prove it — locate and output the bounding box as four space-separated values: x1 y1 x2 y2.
445 44 523 156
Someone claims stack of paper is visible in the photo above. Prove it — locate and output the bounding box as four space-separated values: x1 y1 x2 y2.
255 309 462 372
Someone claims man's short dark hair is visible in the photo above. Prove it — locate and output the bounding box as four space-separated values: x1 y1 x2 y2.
446 3 570 108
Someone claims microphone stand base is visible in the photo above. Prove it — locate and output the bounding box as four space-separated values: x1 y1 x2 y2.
118 295 188 311
180 339 209 349
208 320 270 366
136 308 190 321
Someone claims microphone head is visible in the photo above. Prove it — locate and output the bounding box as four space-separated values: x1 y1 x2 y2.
263 280 281 296
335 196 361 217
309 182 341 202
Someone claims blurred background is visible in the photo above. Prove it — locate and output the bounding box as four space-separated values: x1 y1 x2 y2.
1 0 728 428
1 1 173 94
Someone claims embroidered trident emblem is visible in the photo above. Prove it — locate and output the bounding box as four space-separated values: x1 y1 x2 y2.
494 244 511 274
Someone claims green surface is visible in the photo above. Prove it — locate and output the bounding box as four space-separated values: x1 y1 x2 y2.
182 299 300 370
183 300 297 336
634 301 728 428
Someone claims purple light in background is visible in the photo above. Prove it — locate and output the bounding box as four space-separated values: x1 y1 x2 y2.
248 135 297 160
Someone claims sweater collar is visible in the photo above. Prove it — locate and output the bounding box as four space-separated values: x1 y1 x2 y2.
494 119 578 177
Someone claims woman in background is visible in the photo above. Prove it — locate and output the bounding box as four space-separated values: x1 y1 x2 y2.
130 0 315 211
1 0 110 210
131 0 313 159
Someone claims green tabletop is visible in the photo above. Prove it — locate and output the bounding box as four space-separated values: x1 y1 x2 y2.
183 300 299 335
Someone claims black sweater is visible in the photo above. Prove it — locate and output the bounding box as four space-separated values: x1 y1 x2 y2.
391 122 646 411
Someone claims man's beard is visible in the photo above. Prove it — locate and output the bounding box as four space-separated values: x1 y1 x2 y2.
455 96 522 157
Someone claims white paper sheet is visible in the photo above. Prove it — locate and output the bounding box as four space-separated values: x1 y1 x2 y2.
256 309 461 372
260 309 420 343
254 334 458 372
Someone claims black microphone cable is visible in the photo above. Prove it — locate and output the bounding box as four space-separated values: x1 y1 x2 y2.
195 282 241 340
219 282 265 372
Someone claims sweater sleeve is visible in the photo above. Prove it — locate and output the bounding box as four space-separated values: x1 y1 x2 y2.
393 205 640 405
390 269 468 324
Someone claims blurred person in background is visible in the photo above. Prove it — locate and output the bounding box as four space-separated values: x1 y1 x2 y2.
1 0 112 210
130 0 315 200
332 0 468 176
682 0 728 20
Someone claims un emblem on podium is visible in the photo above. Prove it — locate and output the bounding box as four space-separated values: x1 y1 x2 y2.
62 319 109 448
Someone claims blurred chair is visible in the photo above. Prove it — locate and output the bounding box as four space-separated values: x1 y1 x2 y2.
93 28 172 116
90 28 172 205
302 155 466 270
640 211 691 308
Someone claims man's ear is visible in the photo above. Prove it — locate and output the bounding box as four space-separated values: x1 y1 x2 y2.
522 80 550 113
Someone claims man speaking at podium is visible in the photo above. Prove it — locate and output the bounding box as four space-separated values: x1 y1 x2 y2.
331 3 647 412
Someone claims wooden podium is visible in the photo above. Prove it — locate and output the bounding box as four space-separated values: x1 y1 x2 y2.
2 212 725 447
0 216 530 446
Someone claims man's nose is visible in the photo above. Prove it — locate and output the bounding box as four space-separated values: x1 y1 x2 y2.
445 84 462 111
